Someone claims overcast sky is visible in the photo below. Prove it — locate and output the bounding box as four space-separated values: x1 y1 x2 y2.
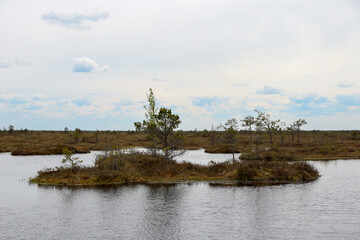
0 0 359 130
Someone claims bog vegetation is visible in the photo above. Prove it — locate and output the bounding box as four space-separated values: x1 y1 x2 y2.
27 89 324 186
0 87 360 161
31 148 319 185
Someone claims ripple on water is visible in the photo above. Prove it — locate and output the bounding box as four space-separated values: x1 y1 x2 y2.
1 153 360 239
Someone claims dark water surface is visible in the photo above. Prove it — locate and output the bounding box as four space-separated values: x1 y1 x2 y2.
1 150 360 239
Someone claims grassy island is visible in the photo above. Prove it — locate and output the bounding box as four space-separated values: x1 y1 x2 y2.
29 90 319 187
30 149 320 186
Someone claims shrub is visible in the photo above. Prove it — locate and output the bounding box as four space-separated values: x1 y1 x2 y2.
237 161 319 182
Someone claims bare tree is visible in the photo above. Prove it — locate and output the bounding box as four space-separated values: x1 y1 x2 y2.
294 119 307 144
219 118 239 161
287 123 296 145
278 121 286 145
253 118 265 159
254 110 280 145
241 115 256 144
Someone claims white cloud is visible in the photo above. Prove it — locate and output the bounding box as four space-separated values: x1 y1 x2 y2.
73 57 109 73
256 86 281 95
0 61 12 68
42 12 109 30
1 0 360 129
337 82 355 88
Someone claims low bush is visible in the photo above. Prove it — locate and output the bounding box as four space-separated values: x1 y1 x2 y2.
237 161 319 182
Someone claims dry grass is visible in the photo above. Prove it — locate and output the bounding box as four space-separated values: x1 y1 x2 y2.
1 130 360 159
237 161 319 182
30 149 320 185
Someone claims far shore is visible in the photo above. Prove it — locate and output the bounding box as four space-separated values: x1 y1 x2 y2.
1 130 360 161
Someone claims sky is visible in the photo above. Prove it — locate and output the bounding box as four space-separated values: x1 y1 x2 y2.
0 0 359 130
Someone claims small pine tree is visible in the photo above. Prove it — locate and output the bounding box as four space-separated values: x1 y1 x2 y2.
61 147 83 169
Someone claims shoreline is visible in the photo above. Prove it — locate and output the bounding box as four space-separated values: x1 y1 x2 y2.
3 149 359 162
31 178 319 187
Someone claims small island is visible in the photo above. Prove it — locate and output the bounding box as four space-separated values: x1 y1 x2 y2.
30 148 319 186
30 89 320 186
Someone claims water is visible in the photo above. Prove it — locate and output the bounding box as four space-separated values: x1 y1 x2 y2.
1 150 360 239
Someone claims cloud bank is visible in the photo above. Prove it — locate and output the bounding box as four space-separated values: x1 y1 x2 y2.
256 86 281 95
0 61 12 68
42 12 109 30
337 82 354 88
73 57 109 73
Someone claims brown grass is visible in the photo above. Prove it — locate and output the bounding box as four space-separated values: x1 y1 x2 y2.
237 161 319 182
1 130 360 160
30 150 320 185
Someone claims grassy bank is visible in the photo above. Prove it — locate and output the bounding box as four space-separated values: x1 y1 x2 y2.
30 150 320 186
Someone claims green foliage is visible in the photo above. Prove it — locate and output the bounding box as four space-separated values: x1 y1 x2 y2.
135 89 185 160
61 147 83 169
134 122 142 132
144 88 158 124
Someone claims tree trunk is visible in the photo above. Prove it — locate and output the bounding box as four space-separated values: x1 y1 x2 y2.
249 127 253 144
297 130 300 144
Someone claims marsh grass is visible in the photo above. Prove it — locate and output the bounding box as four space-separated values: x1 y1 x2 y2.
30 150 319 185
1 130 360 160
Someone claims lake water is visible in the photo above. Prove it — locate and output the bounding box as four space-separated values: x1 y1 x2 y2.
1 149 360 239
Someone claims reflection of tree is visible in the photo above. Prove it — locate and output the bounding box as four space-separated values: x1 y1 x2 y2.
37 184 187 239
139 184 186 240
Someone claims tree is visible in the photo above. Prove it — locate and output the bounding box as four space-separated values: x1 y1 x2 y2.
134 88 159 149
219 118 239 161
72 128 81 143
8 125 14 134
135 89 185 160
253 116 266 159
61 147 83 170
293 119 307 144
143 88 158 124
277 121 286 145
287 123 296 145
153 108 185 159
352 131 358 140
134 122 142 132
241 115 256 144
254 110 280 144
64 127 69 133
